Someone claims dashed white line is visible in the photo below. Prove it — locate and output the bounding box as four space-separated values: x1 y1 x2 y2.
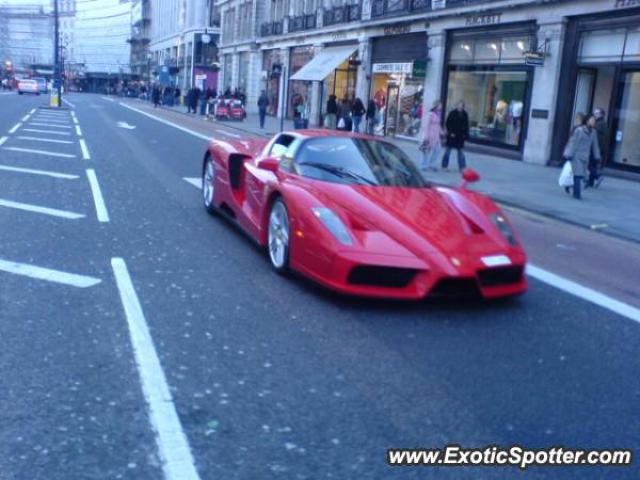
30 123 72 129
22 128 71 136
29 108 36 114
17 136 74 145
527 264 640 325
0 258 101 288
0 164 79 179
119 103 211 141
0 136 7 146
76 125 83 136
86 169 109 222
72 116 78 125
101 96 115 103
3 146 76 158
0 198 84 219
62 97 76 108
111 258 201 480
183 177 202 189
9 122 21 134
21 114 31 122
79 139 91 160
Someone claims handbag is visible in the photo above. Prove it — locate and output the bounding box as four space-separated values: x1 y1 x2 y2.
558 160 573 188
337 117 345 129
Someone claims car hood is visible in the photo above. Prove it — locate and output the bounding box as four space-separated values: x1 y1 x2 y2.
303 181 505 262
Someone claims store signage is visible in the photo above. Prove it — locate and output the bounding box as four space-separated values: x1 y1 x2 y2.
412 60 426 78
384 24 411 36
373 63 413 74
525 51 545 67
271 63 282 77
614 0 640 8
432 0 446 9
465 13 502 27
531 109 549 119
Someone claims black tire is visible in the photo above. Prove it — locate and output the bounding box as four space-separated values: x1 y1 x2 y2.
202 155 217 215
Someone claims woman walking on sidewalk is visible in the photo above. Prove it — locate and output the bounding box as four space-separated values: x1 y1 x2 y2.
563 114 600 200
420 100 444 171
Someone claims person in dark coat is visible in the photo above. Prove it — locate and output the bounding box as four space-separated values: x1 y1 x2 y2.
325 95 338 129
442 100 470 171
257 90 269 128
366 99 376 135
338 96 352 132
352 98 366 133
563 114 600 200
151 85 161 108
587 108 607 188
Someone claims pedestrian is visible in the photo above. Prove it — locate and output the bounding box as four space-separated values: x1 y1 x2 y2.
366 99 376 135
185 88 193 113
338 96 352 132
151 85 161 108
257 90 269 128
174 86 181 107
587 108 607 188
325 95 338 129
420 100 444 171
192 86 201 114
563 114 600 200
351 97 366 133
442 100 469 171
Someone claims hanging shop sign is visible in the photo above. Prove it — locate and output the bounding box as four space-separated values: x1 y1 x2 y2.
525 51 545 66
372 62 413 74
432 0 446 9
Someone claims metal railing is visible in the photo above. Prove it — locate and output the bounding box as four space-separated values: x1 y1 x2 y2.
370 0 494 17
289 14 317 32
260 20 284 37
323 3 361 26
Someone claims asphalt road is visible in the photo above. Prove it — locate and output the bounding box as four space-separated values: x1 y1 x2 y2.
0 92 638 480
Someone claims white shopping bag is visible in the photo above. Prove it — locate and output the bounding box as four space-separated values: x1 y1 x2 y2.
558 161 573 187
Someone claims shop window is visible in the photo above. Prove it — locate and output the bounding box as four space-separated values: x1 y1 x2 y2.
450 40 473 63
613 72 640 168
624 28 640 61
474 39 501 63
446 68 528 148
579 28 627 63
500 37 528 63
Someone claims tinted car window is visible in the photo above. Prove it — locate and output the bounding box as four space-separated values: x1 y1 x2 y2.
294 137 427 188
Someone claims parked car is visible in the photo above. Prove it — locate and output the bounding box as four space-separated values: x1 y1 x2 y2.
33 77 48 93
17 79 39 95
200 130 528 300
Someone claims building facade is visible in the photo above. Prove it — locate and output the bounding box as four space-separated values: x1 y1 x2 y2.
148 0 221 91
217 0 640 174
129 0 152 80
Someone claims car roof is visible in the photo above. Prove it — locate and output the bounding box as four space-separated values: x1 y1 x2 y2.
284 129 379 141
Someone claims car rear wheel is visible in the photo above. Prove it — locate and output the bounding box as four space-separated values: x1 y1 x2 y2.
268 199 290 273
202 156 216 215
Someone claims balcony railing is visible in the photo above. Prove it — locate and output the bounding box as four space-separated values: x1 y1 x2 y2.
260 20 284 37
371 0 497 17
289 14 317 32
323 4 361 26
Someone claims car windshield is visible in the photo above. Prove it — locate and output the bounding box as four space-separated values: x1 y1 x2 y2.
295 137 428 188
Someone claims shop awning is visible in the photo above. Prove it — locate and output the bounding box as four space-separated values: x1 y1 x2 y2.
289 45 358 82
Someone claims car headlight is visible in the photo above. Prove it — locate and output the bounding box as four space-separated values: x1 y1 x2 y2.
490 213 517 247
311 207 353 245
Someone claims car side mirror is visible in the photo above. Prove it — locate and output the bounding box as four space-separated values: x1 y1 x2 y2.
258 157 280 173
461 168 480 188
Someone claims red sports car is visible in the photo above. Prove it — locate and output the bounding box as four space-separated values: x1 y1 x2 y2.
201 130 527 299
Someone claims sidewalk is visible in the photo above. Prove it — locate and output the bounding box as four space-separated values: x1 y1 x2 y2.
124 98 640 244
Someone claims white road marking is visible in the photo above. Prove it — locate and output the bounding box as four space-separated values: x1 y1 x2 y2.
0 136 7 146
22 128 71 136
119 103 211 141
79 139 91 160
86 169 109 222
0 164 78 179
0 198 84 219
0 258 101 288
29 108 36 114
527 264 640 325
101 96 115 102
183 177 202 189
21 114 31 122
72 116 78 125
32 117 69 123
76 125 82 136
215 129 242 139
111 258 201 480
117 121 136 129
36 112 68 118
9 122 21 134
17 136 74 144
29 122 72 129
3 146 76 158
62 97 75 108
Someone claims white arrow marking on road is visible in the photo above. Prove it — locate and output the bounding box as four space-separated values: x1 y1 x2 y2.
3 146 76 158
0 258 101 288
117 121 137 130
527 264 640 325
0 198 85 219
111 258 201 480
183 177 202 189
0 164 79 179
119 103 212 141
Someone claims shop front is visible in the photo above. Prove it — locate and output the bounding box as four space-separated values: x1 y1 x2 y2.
370 33 427 139
288 45 315 119
320 47 359 121
262 49 281 116
554 9 640 172
443 23 536 151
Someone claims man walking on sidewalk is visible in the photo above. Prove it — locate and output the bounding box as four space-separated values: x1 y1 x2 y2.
442 101 469 171
258 90 269 129
587 108 607 188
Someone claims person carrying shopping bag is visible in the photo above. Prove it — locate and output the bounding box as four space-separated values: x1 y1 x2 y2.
420 100 444 171
563 114 600 200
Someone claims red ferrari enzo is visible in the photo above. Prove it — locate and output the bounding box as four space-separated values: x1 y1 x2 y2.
201 130 527 299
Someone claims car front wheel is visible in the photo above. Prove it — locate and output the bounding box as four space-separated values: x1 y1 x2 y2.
202 155 216 215
267 198 290 273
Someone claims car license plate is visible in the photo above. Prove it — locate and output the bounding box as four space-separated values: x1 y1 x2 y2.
481 255 512 267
